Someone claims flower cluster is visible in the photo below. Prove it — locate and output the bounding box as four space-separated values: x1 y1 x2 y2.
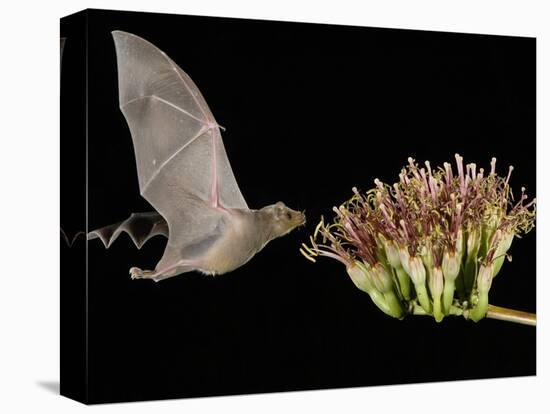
300 155 536 322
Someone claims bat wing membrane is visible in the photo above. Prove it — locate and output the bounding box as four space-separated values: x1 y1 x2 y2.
112 31 248 254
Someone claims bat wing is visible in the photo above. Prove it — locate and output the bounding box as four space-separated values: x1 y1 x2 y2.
88 211 168 249
111 31 248 259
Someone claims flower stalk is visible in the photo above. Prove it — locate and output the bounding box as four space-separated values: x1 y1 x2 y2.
485 304 536 326
301 155 536 325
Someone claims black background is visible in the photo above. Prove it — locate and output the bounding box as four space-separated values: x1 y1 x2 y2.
61 9 535 404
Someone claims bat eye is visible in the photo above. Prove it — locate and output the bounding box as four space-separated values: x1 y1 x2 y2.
286 212 292 220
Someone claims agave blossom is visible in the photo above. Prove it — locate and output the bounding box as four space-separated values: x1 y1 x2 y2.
301 155 536 324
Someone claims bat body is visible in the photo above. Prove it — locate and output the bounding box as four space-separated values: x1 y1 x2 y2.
129 202 302 281
88 31 304 281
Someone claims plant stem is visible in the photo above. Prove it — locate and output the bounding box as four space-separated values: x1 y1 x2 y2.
442 279 455 314
414 283 432 314
432 297 444 322
485 304 536 326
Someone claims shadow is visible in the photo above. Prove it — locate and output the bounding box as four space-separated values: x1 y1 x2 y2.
36 380 60 394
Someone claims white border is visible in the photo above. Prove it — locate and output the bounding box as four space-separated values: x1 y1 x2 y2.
0 1 547 413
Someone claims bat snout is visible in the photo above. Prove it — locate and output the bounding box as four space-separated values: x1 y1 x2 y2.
296 210 306 226
289 208 306 228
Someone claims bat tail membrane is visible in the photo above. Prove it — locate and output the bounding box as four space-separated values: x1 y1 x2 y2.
87 211 169 249
152 264 195 282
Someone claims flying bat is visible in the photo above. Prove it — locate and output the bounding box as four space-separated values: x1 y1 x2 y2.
88 31 305 281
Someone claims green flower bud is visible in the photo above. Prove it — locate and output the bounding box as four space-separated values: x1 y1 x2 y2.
370 263 393 293
400 252 431 314
420 240 434 272
381 236 401 269
347 263 393 317
408 256 426 286
442 250 460 281
492 231 514 277
398 248 413 277
370 262 404 319
429 267 444 298
346 263 374 294
469 263 494 322
429 267 444 322
477 263 494 293
442 250 460 314
455 229 464 257
495 231 514 257
467 227 481 257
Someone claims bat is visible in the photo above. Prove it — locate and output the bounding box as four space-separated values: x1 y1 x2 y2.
88 31 305 282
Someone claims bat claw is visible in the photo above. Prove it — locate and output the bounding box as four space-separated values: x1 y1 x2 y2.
129 266 144 279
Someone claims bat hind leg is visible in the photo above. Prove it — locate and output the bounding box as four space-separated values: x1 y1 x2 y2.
129 266 157 280
129 260 197 282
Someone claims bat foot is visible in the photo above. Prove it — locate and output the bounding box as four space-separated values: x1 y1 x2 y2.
129 266 156 280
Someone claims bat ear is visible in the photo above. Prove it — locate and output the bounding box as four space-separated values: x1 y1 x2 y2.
274 202 287 216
